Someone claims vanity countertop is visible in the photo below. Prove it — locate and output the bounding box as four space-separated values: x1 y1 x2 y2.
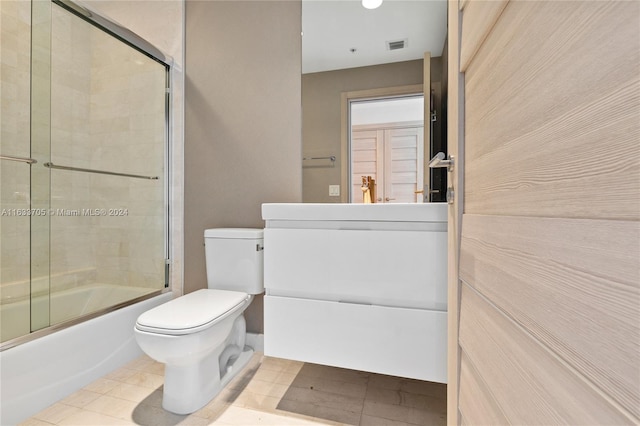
262 202 448 223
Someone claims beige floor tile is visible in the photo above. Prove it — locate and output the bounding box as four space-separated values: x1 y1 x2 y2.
407 407 446 426
128 404 208 426
289 374 367 400
83 395 138 421
56 410 133 426
244 378 291 399
83 378 120 394
33 403 82 424
367 375 404 391
399 380 446 399
192 398 233 420
106 382 157 404
359 414 412 426
104 367 138 383
140 361 165 376
18 418 55 426
60 389 102 408
364 386 402 406
281 386 364 413
260 357 304 374
252 367 298 387
362 400 412 424
277 399 361 425
22 352 448 426
123 371 164 389
297 364 369 386
227 364 261 391
216 405 333 425
123 355 154 371
234 389 281 412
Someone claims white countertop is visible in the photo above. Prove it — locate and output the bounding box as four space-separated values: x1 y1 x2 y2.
262 203 448 223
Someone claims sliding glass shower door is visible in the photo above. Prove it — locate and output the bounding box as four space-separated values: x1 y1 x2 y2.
0 0 170 346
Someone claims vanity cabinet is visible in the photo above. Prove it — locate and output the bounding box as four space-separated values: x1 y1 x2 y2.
262 203 448 383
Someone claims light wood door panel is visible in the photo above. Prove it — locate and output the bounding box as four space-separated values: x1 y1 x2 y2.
459 0 508 71
451 0 640 424
459 284 631 425
459 352 508 425
460 214 640 418
463 1 640 220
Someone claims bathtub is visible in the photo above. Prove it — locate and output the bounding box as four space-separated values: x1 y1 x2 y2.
0 285 172 425
1 283 160 342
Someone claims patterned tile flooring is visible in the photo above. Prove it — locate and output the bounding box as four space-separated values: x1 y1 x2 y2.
22 353 446 426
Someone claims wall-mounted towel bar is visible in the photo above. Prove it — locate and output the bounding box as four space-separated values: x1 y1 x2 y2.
1 154 37 164
44 162 159 180
303 156 336 162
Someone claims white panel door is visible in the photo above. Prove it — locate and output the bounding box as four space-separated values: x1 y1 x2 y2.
384 127 424 203
351 125 423 203
351 129 383 203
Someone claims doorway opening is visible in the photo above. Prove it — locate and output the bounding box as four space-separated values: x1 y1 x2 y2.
349 95 425 203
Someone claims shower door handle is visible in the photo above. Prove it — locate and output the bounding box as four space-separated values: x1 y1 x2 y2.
0 154 37 164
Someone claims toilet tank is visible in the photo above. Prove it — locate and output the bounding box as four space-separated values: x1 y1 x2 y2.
204 228 264 295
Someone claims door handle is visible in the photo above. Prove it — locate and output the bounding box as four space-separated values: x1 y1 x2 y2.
428 152 454 171
414 190 424 194
385 197 395 201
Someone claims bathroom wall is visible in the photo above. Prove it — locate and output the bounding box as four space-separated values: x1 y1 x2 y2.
302 58 442 203
184 0 302 333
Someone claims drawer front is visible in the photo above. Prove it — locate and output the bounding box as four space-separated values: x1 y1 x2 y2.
264 295 447 383
264 228 447 311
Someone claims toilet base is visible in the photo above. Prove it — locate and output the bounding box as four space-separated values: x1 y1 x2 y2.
162 346 255 415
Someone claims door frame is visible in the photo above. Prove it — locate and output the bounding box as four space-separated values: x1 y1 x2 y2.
340 84 425 203
447 0 463 423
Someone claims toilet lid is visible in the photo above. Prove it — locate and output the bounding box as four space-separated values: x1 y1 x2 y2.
135 289 250 336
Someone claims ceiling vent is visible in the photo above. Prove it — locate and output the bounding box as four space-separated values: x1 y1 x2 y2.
387 39 408 51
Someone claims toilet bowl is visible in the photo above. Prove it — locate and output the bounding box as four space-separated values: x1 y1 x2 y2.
134 228 264 414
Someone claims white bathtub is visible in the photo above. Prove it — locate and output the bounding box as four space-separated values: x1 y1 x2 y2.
1 283 159 342
0 286 172 425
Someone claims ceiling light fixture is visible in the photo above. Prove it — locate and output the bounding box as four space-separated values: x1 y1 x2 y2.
362 0 382 10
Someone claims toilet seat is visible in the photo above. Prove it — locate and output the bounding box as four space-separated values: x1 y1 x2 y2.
135 289 250 336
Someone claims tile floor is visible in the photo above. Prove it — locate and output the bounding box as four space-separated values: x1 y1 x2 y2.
22 353 446 426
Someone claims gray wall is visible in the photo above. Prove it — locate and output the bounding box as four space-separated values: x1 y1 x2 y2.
302 58 442 203
185 0 302 333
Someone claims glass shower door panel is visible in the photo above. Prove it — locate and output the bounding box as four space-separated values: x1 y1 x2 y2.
0 163 31 343
48 3 167 324
0 0 34 343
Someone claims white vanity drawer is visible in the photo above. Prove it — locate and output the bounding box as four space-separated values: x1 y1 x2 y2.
264 295 447 383
264 228 447 311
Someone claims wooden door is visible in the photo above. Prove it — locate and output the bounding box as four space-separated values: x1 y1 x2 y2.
448 0 640 424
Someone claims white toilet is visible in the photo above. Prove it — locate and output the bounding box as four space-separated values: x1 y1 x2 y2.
134 228 264 415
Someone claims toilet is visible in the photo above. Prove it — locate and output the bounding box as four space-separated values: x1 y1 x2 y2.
134 228 264 415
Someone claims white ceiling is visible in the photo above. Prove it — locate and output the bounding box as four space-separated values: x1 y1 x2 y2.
302 0 448 74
